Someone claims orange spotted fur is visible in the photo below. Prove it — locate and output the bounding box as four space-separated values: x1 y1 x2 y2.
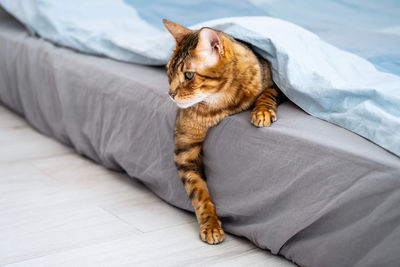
163 19 284 244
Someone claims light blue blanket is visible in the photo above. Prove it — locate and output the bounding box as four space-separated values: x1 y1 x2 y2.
1 0 400 157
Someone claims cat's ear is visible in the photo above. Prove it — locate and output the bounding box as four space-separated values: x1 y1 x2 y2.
193 28 223 67
162 19 191 44
196 28 224 56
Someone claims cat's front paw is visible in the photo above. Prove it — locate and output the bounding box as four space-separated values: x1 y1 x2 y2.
199 217 225 245
251 108 277 127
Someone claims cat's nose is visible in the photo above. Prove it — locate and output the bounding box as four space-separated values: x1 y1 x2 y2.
169 91 177 99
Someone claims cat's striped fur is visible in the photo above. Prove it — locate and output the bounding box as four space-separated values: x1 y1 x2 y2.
163 19 284 244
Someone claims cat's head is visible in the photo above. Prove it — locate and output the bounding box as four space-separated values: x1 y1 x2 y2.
163 19 229 109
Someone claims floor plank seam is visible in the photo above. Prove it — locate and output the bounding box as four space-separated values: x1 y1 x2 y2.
99 206 145 233
140 220 198 234
0 232 140 267
0 150 74 165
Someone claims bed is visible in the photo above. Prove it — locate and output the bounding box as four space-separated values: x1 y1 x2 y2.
1 5 400 267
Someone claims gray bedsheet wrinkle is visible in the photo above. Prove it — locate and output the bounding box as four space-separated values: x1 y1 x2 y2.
281 171 400 267
1 19 399 267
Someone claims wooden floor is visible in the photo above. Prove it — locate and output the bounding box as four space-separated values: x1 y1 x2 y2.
0 105 296 267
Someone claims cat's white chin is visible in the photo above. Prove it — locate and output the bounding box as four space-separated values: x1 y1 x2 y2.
176 103 193 109
174 96 207 109
175 100 201 109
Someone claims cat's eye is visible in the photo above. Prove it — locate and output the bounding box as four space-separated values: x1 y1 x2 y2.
184 71 195 80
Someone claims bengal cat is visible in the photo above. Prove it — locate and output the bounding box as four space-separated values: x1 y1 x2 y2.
163 19 285 244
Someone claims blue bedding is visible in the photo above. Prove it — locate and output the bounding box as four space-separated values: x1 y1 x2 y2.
1 0 400 157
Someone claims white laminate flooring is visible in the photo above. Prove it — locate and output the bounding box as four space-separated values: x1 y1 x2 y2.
0 105 296 267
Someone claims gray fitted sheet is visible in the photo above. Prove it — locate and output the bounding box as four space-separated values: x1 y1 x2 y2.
1 17 400 267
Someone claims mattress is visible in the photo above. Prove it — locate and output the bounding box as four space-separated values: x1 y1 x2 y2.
1 17 399 267
2 1 400 157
